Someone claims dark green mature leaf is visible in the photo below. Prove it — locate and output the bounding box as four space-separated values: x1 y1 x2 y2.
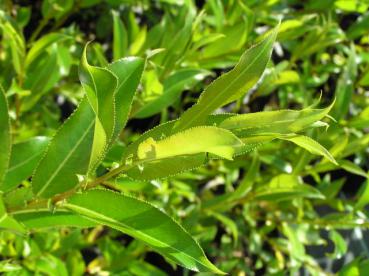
106 57 145 142
32 99 95 198
173 25 278 132
0 86 11 187
65 189 224 274
2 137 50 192
13 209 96 228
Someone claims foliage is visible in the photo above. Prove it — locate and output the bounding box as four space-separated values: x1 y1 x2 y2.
0 0 369 275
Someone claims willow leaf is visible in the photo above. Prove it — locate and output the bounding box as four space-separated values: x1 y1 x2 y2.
219 101 334 136
137 126 242 162
0 86 11 187
3 137 50 192
174 25 279 132
281 135 337 165
32 99 95 198
65 189 224 274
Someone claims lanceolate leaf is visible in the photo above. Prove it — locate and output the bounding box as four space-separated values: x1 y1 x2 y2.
32 99 95 198
106 57 145 142
219 101 334 135
281 135 337 165
137 126 242 161
173 25 279 132
0 86 11 187
2 137 50 192
65 189 224 274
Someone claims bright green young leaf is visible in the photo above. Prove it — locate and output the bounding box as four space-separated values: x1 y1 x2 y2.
0 86 11 187
106 57 145 142
281 135 337 165
122 120 206 180
64 189 224 274
2 137 50 192
137 126 242 161
174 24 278 132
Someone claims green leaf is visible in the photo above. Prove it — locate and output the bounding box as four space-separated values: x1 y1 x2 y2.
112 10 128 60
253 174 324 201
22 45 60 111
219 101 334 136
2 137 50 192
0 86 11 187
355 180 369 210
13 209 96 228
32 99 96 198
106 57 145 142
64 189 224 274
134 68 211 118
174 24 278 132
329 230 347 259
332 46 357 120
0 196 25 233
0 12 25 76
25 32 70 67
79 44 118 171
136 126 242 162
281 135 337 165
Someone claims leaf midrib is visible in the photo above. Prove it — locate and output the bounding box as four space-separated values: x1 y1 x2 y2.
36 120 95 196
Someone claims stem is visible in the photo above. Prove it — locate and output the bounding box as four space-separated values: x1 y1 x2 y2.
8 163 134 214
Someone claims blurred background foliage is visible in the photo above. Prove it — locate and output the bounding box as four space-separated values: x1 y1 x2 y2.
1 0 369 275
